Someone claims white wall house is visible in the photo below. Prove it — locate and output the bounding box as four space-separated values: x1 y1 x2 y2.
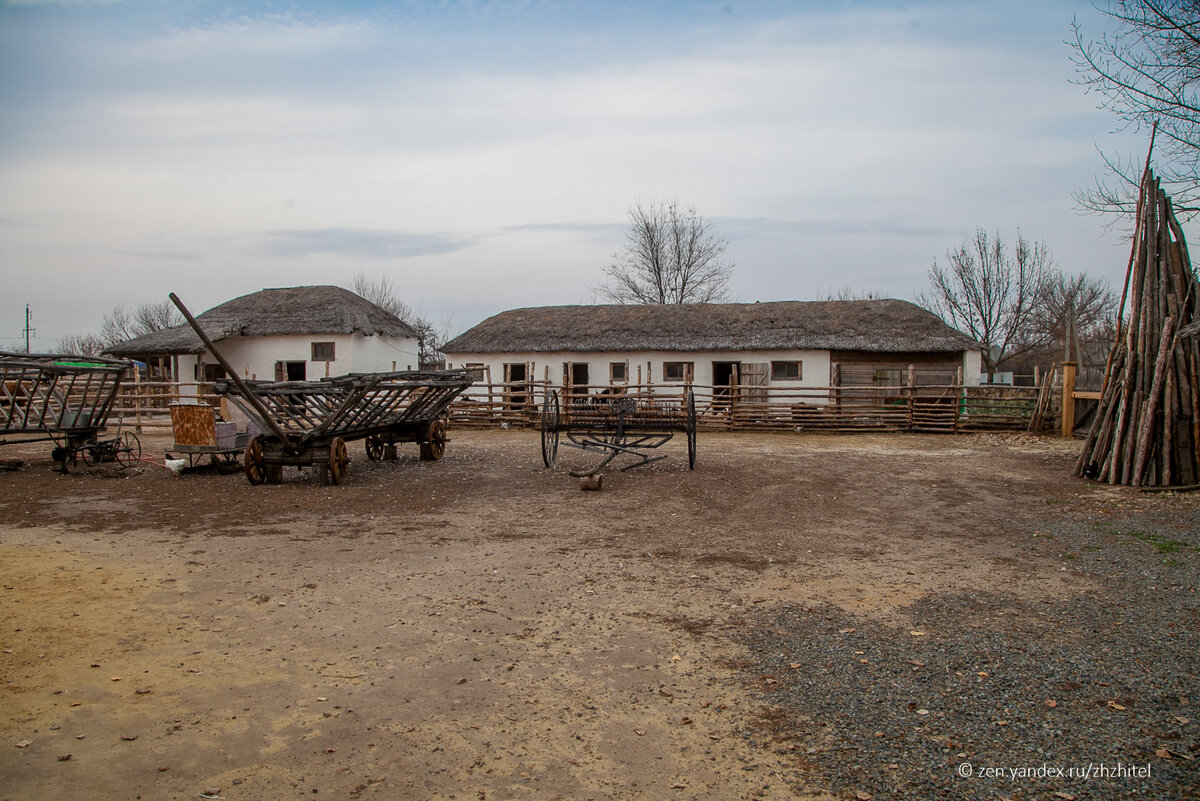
442 300 983 406
107 286 420 388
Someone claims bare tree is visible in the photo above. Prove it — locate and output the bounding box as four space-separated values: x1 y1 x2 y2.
351 272 415 321
349 272 448 368
99 304 137 346
98 300 183 348
133 299 183 335
918 229 1052 377
53 333 106 356
1029 270 1118 362
1071 1 1200 216
598 201 733 304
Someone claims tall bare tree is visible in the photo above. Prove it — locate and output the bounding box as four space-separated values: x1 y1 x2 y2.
1071 1 1200 216
598 201 733 304
918 229 1051 377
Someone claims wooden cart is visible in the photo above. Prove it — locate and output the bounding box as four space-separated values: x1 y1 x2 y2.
169 402 251 473
215 370 472 485
0 352 138 473
540 388 697 477
169 292 471 486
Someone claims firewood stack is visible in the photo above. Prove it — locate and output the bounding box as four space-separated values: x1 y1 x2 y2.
1075 170 1200 486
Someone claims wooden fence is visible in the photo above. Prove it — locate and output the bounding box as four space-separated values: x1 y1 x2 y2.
108 379 1043 435
445 382 1042 434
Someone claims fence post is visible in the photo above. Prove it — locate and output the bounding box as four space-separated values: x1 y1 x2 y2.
132 367 143 433
1061 361 1078 438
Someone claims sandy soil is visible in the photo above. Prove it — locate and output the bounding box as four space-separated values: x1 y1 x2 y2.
0 427 1161 800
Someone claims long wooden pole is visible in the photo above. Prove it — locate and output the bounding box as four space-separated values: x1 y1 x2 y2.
168 292 293 445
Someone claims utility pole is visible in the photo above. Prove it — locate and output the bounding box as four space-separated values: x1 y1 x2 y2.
23 304 35 353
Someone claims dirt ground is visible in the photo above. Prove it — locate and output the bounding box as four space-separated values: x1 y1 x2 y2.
0 427 1183 800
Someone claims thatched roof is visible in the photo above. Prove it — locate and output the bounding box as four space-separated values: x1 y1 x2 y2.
443 300 979 355
106 286 417 356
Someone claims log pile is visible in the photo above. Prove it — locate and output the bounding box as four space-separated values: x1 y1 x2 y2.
1075 170 1200 486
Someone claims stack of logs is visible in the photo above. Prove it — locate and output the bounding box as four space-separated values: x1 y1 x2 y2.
1076 170 1200 486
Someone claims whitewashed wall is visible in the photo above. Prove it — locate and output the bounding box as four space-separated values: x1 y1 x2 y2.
962 349 983 386
186 333 419 382
446 349 833 397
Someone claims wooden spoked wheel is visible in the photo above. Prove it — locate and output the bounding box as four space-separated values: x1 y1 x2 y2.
116 432 141 468
420 419 448 461
686 390 697 470
365 434 385 461
244 435 267 485
329 437 350 484
541 389 560 468
213 452 240 474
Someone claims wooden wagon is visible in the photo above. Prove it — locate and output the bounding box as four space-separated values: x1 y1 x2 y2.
0 352 138 473
169 292 471 486
540 388 697 477
215 370 472 485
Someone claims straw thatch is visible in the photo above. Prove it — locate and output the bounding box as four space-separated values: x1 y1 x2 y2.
106 286 417 356
442 299 979 355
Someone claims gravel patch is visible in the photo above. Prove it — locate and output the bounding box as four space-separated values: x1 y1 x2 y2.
738 499 1200 800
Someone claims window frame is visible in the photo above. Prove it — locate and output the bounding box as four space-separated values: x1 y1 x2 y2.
770 360 802 381
311 341 336 362
662 361 693 383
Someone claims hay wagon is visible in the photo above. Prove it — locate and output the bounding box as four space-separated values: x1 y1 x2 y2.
0 352 138 473
540 388 697 477
215 370 472 485
169 292 471 486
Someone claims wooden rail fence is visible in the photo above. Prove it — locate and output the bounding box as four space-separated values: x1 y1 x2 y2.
108 380 1044 436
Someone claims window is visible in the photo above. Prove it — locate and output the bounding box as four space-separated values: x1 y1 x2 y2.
464 363 485 382
771 360 801 380
311 341 335 361
610 362 628 383
874 368 903 387
663 361 693 382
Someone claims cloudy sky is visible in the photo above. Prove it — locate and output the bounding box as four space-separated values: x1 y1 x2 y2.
0 0 1149 351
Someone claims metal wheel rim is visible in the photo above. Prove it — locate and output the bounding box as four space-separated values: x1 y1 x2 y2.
329 437 349 484
116 432 140 468
81 442 101 467
686 390 697 470
541 389 560 467
244 435 267 485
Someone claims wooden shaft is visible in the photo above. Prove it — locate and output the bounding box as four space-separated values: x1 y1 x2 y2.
168 292 293 446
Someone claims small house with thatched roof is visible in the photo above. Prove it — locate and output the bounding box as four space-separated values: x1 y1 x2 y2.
107 286 420 385
442 299 982 403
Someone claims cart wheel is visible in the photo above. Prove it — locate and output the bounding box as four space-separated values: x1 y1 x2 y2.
213 452 240 474
81 442 101 467
244 435 267 485
420 419 448 461
541 389 560 468
365 434 385 461
329 437 350 484
686 390 697 470
114 432 139 468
